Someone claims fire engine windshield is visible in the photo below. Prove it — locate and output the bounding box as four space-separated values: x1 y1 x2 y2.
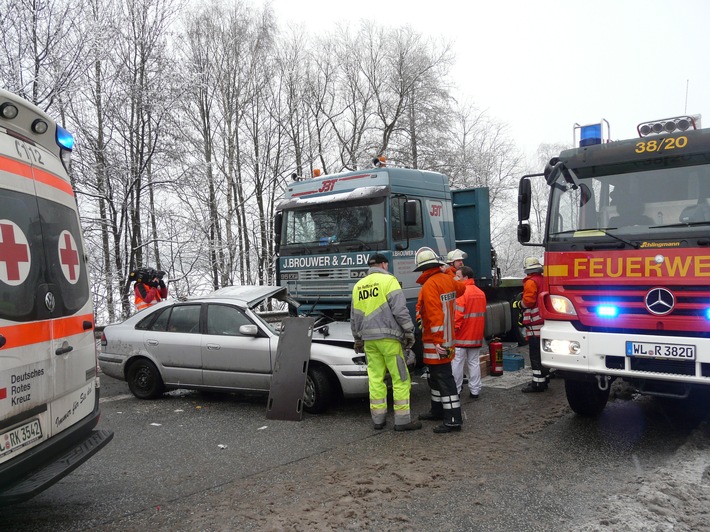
281 197 386 251
547 161 710 241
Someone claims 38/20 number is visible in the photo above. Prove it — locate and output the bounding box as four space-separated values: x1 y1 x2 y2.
635 135 688 153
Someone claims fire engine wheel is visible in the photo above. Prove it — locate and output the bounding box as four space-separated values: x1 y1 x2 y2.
303 366 333 414
127 359 165 399
564 378 610 417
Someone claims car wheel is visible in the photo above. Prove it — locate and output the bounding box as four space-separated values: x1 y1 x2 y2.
564 378 610 417
303 366 333 414
127 359 164 399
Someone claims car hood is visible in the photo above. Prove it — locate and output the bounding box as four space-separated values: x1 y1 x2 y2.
203 285 300 310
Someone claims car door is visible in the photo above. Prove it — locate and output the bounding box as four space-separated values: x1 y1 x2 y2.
142 304 203 386
201 303 272 390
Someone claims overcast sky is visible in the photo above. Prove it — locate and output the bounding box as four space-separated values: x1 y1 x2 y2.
268 0 710 161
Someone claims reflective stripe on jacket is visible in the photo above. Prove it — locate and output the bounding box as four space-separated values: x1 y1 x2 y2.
416 268 465 365
350 267 414 341
454 279 486 348
522 272 543 338
134 282 166 311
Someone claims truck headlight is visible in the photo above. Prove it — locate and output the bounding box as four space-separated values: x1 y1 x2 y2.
542 338 580 354
549 295 577 316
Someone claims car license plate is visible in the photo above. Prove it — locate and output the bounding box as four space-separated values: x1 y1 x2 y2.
0 418 43 458
626 341 696 360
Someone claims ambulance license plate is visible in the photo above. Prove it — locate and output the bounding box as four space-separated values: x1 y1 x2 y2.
0 418 43 458
626 341 696 360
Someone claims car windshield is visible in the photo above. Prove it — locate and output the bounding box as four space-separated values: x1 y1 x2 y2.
281 197 386 248
548 162 710 240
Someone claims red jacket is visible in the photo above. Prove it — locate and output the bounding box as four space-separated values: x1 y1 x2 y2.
416 268 465 365
521 272 543 338
134 281 167 311
454 279 486 348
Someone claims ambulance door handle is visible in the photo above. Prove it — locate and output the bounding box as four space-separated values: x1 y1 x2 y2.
83 320 93 330
55 343 74 356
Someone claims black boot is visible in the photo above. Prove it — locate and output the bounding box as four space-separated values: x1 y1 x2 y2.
521 382 547 393
433 424 462 433
418 411 443 421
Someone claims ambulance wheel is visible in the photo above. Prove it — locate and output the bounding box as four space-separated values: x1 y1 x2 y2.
304 366 333 414
564 379 610 417
127 359 165 399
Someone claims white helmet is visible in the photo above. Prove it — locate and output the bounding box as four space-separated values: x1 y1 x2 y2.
414 247 446 272
446 249 467 263
523 257 544 273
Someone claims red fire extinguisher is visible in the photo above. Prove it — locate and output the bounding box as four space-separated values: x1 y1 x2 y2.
489 337 504 376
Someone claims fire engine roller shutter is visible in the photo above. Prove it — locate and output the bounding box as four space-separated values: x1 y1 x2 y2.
266 317 315 421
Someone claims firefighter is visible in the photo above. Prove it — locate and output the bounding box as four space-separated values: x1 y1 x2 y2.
452 266 486 399
414 247 466 433
515 257 547 393
132 268 168 312
350 253 421 431
445 248 467 278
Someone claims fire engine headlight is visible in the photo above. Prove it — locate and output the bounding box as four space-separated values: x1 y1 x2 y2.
542 339 581 355
549 295 577 316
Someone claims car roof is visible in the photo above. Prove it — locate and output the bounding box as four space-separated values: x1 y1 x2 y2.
196 285 298 309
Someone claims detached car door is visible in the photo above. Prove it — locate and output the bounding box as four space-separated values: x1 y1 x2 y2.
201 303 272 390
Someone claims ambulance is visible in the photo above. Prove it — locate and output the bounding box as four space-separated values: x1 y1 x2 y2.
0 89 113 504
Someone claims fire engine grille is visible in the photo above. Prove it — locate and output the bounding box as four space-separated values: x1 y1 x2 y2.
605 355 710 378
562 284 710 334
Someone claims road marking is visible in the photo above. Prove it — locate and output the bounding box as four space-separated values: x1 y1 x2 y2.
100 394 134 404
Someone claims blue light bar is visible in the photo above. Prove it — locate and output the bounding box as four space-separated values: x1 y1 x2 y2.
706 308 710 320
580 124 602 147
596 305 619 318
56 124 74 150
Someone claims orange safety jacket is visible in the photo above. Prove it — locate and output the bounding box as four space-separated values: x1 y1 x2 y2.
521 272 543 338
454 279 486 348
416 268 465 365
134 282 167 311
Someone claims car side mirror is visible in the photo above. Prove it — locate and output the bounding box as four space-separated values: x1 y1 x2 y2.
239 324 258 336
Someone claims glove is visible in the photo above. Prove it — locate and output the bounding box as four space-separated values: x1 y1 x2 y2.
405 349 416 367
512 300 521 310
416 317 422 331
403 332 415 349
354 339 364 354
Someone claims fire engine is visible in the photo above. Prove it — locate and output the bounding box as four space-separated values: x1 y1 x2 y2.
274 161 522 360
518 115 710 415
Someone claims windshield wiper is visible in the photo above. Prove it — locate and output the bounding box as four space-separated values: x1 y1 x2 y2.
549 228 639 249
649 221 710 229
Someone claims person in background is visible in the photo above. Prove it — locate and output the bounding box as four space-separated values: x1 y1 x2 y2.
445 248 467 278
414 247 466 433
132 268 168 312
350 253 421 432
452 266 486 399
514 257 547 393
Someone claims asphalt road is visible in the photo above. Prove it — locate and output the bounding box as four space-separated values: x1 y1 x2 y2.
2 347 709 531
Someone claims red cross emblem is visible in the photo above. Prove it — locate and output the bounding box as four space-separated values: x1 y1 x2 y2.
58 230 80 283
0 220 31 286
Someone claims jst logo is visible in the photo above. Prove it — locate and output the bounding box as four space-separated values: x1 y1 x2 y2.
429 204 442 217
318 179 337 193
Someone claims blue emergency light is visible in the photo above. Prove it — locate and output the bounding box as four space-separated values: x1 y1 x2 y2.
580 124 602 147
706 308 710 320
595 305 619 318
56 124 74 150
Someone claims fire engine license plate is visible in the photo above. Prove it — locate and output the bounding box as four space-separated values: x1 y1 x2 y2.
626 341 696 360
0 418 43 458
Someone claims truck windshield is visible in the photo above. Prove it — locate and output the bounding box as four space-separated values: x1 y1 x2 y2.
548 162 710 240
281 197 386 250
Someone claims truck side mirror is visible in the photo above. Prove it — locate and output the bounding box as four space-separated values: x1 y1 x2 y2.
517 223 531 244
404 200 417 226
274 212 283 252
518 178 531 222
